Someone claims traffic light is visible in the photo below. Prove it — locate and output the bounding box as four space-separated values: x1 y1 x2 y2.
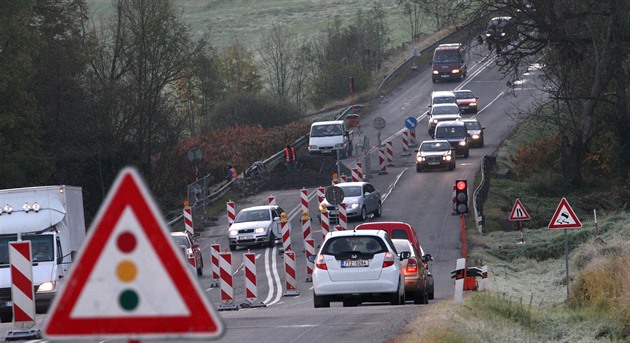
455 179 468 214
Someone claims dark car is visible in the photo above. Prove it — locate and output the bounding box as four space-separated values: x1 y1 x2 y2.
485 16 515 50
171 231 204 276
461 118 485 148
427 103 461 137
453 90 479 114
415 140 456 172
434 120 470 158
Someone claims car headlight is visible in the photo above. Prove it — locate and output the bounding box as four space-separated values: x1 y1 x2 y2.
485 33 491 37
501 32 506 37
459 141 467 146
470 101 477 106
452 69 460 74
255 227 267 234
37 281 56 293
308 145 317 150
229 229 239 237
432 70 439 75
417 156 425 162
443 155 452 161
472 134 480 139
431 118 439 124
348 203 360 210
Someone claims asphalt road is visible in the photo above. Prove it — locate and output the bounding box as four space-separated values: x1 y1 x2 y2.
0 38 547 343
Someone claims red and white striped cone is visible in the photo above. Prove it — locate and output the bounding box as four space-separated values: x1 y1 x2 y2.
300 188 308 214
210 243 221 287
340 174 347 183
227 200 236 227
317 187 325 205
355 162 363 181
218 251 238 311
321 207 330 241
378 146 388 175
281 213 291 253
183 203 194 236
9 241 35 329
268 195 276 205
351 168 360 182
338 203 348 230
305 239 315 282
243 252 265 307
301 211 313 243
282 251 300 296
402 129 411 156
410 127 418 147
386 140 394 166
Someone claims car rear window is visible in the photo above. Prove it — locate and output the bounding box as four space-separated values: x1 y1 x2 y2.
436 126 467 138
391 230 409 240
323 236 384 255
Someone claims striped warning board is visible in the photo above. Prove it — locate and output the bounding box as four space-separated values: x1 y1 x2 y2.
9 241 36 330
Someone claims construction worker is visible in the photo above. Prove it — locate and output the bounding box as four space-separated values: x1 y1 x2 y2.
226 164 237 182
284 144 297 172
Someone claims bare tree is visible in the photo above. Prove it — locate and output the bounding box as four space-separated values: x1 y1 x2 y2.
396 0 424 42
258 23 297 104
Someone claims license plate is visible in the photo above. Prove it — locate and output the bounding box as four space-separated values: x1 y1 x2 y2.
240 235 254 241
428 162 440 165
322 149 332 154
441 75 449 78
0 300 12 308
341 259 368 268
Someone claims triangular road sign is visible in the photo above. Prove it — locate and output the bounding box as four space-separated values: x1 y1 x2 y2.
42 167 224 340
548 197 582 229
509 199 530 221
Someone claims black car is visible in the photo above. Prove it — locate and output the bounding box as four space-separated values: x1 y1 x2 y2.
415 140 456 172
461 118 485 148
434 120 469 158
485 16 515 50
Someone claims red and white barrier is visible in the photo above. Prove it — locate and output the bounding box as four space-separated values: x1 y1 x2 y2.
340 174 347 183
227 200 236 227
268 195 276 205
338 203 347 230
301 213 312 242
351 168 360 182
321 207 330 240
402 129 411 156
355 162 363 181
386 139 394 166
282 251 299 296
9 241 35 329
243 252 265 307
210 243 221 288
410 127 418 147
218 251 238 310
183 203 194 236
281 215 292 252
378 147 388 175
300 188 308 214
317 187 325 205
305 239 315 282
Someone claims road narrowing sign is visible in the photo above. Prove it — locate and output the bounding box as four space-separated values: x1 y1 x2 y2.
509 199 530 221
42 167 224 340
548 197 582 229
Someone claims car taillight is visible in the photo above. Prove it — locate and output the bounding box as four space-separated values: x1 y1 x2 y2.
405 257 418 274
382 252 395 268
315 254 328 270
423 262 429 270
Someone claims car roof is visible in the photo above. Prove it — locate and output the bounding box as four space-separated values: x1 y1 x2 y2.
453 89 473 94
432 103 459 109
435 120 466 127
311 120 343 126
239 205 278 211
436 43 462 50
432 90 455 97
355 221 413 231
459 118 480 123
170 231 189 237
335 181 369 188
421 139 451 145
325 229 386 239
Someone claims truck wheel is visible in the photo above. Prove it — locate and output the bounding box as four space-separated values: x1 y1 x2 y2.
229 244 236 251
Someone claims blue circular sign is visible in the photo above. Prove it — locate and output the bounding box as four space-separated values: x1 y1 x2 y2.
404 116 417 129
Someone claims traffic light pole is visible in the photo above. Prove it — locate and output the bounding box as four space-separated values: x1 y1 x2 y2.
461 213 467 259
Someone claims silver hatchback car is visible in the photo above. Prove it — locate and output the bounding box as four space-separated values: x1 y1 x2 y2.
320 182 382 222
228 205 284 251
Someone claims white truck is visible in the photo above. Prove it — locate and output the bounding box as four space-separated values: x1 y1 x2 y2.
0 185 86 322
308 120 354 158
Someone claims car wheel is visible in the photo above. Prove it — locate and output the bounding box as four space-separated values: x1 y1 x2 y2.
359 206 367 221
267 232 276 247
419 287 429 304
197 257 204 276
374 202 382 217
464 149 469 158
416 165 421 172
479 139 484 148
342 299 358 307
0 311 11 323
229 244 236 251
313 293 330 308
432 79 437 83
449 163 455 171
390 291 402 305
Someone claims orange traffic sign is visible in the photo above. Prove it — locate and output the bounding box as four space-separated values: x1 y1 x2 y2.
42 167 224 340
548 197 582 229
509 199 530 221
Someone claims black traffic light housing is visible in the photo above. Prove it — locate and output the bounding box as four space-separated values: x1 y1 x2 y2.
455 179 468 214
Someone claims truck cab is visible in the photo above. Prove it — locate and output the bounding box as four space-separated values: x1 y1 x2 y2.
308 120 354 158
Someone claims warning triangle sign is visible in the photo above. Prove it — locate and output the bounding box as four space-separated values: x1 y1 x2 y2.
548 197 582 229
509 199 530 221
42 167 224 340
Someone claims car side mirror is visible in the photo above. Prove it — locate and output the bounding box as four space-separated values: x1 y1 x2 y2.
475 96 480 99
307 255 317 263
273 217 280 221
399 251 411 260
481 127 486 130
427 104 431 108
422 254 433 262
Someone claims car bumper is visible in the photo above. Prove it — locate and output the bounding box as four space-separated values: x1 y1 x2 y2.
432 73 461 81
458 105 478 113
313 271 400 295
229 234 271 246
417 160 454 170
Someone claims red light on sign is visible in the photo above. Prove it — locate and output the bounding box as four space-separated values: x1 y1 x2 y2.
456 180 467 191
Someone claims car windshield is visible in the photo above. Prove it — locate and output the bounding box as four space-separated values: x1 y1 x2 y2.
235 209 270 223
323 236 384 255
454 91 474 99
464 121 481 130
339 186 362 197
311 124 342 137
172 235 190 248
434 50 460 63
432 106 460 115
436 126 466 138
434 96 456 104
420 142 449 152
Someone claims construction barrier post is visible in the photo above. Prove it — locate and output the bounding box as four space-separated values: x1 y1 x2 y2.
300 188 308 214
301 211 312 243
183 201 194 236
227 200 236 227
410 127 418 147
355 162 364 181
351 168 359 182
281 212 292 253
317 187 325 205
378 147 388 175
386 139 394 166
8 241 36 332
305 239 315 282
321 205 330 241
218 251 239 311
454 258 465 304
242 252 266 308
268 195 276 205
401 129 411 156
210 243 221 287
283 251 300 296
338 203 348 230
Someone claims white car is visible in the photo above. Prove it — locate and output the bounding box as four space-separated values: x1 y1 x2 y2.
320 182 382 222
311 229 406 307
228 205 285 251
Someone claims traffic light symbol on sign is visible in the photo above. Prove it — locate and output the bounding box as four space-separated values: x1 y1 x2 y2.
455 180 468 214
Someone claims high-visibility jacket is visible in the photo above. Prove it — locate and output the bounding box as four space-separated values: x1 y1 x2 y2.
228 167 237 181
285 147 296 162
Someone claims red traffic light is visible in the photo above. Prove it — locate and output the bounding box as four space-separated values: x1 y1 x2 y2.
456 180 467 191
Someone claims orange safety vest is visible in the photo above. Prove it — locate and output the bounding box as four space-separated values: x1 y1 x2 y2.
285 147 296 161
229 167 237 180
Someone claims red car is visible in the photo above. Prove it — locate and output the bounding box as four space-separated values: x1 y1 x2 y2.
453 89 479 114
171 231 204 276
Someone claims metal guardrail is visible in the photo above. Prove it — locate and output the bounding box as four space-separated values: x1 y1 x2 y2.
473 155 496 233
